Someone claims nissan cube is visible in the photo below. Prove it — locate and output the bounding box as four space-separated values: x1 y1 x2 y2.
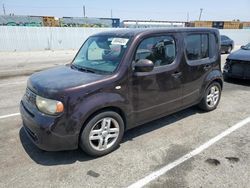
20 28 223 157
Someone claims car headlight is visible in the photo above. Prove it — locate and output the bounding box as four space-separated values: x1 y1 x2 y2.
36 96 64 115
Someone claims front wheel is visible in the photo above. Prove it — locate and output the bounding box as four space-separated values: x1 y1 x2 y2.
80 111 124 157
198 82 222 111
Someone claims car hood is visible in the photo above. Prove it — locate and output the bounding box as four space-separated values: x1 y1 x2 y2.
227 49 250 62
28 65 108 97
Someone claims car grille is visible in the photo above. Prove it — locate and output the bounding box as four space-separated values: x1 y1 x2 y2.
25 88 36 104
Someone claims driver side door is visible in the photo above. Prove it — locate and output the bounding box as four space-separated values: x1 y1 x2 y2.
130 34 183 125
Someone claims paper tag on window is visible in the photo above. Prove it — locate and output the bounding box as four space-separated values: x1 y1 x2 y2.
111 38 129 45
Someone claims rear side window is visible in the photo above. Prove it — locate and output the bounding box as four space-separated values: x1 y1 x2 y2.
209 33 218 59
186 34 209 61
134 36 176 67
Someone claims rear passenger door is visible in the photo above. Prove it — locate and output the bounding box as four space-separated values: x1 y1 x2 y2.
181 32 219 107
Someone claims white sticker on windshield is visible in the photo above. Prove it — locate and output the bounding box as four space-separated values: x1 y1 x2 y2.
111 38 129 45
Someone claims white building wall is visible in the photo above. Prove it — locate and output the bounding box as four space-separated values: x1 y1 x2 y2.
0 26 249 51
0 26 113 51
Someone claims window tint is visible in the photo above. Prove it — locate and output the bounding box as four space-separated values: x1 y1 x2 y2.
209 33 218 58
88 41 104 60
73 36 129 74
201 34 209 58
135 36 176 67
221 35 229 41
186 34 209 60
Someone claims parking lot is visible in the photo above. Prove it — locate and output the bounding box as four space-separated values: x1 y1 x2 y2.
0 47 249 188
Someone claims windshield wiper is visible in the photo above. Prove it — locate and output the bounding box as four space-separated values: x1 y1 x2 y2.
71 64 96 73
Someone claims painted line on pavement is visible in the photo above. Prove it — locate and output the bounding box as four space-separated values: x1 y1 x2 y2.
0 113 20 120
128 116 250 188
0 81 26 87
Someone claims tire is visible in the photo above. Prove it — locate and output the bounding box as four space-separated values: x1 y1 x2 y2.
79 111 124 157
198 82 222 111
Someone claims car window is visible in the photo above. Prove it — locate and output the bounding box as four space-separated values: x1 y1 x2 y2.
134 36 176 67
186 34 209 61
73 36 129 74
221 35 229 41
88 41 122 61
209 33 218 58
242 43 250 50
87 41 104 60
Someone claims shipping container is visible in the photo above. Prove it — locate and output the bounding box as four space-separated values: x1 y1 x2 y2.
43 16 59 27
223 21 241 29
0 15 43 27
121 20 186 28
212 21 224 29
192 21 213 28
60 17 120 28
242 22 250 29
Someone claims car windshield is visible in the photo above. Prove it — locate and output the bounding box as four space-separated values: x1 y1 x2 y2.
241 43 250 50
72 36 130 74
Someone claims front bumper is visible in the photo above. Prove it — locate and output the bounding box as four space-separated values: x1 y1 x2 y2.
223 61 250 80
223 71 250 79
20 100 78 151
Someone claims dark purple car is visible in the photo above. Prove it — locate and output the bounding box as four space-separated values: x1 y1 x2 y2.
20 28 223 157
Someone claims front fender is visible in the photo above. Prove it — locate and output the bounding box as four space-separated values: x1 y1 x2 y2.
71 92 128 134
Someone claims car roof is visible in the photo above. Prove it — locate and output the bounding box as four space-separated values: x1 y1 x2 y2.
92 28 219 38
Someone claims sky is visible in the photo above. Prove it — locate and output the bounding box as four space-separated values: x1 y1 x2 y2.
1 0 250 21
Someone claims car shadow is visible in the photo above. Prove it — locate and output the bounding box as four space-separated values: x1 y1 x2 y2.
19 127 95 166
224 78 250 87
20 106 204 166
123 106 204 142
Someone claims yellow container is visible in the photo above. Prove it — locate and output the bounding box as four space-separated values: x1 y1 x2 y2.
223 21 241 29
193 21 213 28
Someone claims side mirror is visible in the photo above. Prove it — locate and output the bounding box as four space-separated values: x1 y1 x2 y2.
134 59 154 72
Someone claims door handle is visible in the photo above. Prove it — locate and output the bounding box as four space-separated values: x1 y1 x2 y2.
204 64 211 71
171 71 182 78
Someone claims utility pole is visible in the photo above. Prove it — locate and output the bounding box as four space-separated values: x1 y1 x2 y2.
83 5 86 17
111 9 113 18
2 3 6 15
199 8 203 21
187 12 189 22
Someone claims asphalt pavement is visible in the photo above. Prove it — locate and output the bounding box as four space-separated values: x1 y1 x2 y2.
0 48 249 188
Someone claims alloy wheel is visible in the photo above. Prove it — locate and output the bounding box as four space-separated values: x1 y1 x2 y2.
206 85 220 108
89 117 120 151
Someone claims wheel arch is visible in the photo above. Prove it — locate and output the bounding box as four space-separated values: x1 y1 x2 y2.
77 106 127 146
212 78 223 89
204 70 223 89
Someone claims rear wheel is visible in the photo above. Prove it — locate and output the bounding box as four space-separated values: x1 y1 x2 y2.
80 111 124 157
198 82 221 111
